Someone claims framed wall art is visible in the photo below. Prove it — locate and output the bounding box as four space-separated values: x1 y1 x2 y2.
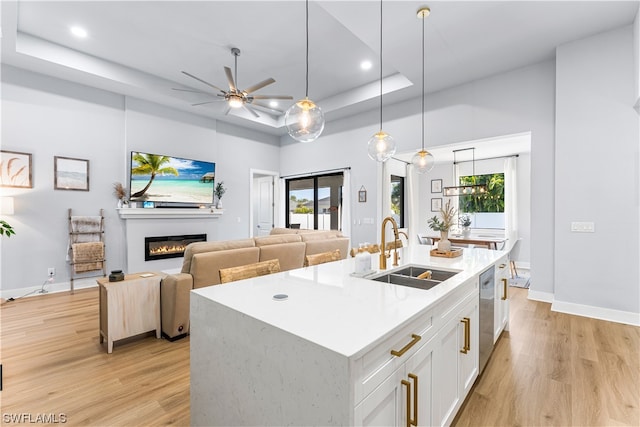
1 150 32 188
54 156 90 191
431 198 442 212
358 186 367 203
431 179 442 193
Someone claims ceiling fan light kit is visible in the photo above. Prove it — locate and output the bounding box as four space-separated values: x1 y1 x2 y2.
177 47 292 118
285 0 325 143
411 6 435 174
367 0 396 163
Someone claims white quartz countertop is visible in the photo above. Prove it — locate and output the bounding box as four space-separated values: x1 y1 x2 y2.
191 245 505 359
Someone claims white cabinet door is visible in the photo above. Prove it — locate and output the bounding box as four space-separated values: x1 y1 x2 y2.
355 337 435 427
405 336 435 427
433 294 479 427
433 315 461 427
459 297 479 397
354 365 406 427
494 256 510 342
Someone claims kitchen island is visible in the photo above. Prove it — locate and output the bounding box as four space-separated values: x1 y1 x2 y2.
190 244 507 426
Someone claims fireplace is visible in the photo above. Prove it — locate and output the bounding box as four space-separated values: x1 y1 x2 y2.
144 234 207 261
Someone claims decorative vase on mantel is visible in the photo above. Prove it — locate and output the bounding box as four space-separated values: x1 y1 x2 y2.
462 226 471 238
215 199 222 210
438 230 451 252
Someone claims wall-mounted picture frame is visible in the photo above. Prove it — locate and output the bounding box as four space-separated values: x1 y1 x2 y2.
1 150 32 188
54 156 89 191
358 187 367 203
431 198 442 212
431 179 442 193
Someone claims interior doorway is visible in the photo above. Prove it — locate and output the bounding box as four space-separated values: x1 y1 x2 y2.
249 169 279 237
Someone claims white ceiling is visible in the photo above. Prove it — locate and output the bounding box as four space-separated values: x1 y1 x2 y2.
1 0 638 144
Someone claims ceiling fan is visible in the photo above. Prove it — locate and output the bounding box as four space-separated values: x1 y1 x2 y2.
174 47 293 118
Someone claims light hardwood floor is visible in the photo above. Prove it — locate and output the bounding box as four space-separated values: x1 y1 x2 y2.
1 286 638 426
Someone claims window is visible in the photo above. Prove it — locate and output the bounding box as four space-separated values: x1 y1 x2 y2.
286 173 343 230
390 175 404 228
458 173 504 229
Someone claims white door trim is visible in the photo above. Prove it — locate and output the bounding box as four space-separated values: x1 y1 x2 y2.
249 169 279 237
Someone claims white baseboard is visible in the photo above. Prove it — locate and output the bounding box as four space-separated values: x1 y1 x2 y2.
552 299 640 327
1 278 98 301
527 289 554 303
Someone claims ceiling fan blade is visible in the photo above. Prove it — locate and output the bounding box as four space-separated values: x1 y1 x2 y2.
251 95 294 100
223 105 232 116
243 104 260 118
224 66 237 92
191 99 224 106
172 87 212 95
242 78 276 95
181 71 227 94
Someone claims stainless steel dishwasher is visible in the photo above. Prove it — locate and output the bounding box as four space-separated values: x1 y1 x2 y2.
478 265 495 374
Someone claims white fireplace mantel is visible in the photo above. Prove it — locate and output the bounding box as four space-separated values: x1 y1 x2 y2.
117 207 223 220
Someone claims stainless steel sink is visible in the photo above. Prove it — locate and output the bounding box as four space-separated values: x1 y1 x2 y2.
392 266 458 282
371 273 441 290
369 265 460 291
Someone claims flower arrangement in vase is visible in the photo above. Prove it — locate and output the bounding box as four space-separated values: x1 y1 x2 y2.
459 214 472 237
113 182 128 208
427 199 457 251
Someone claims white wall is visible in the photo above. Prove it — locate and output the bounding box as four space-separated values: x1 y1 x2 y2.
634 7 639 104
555 26 639 316
1 65 126 294
0 66 280 296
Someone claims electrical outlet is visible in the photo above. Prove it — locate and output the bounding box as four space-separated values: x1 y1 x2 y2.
48 267 55 276
571 222 595 233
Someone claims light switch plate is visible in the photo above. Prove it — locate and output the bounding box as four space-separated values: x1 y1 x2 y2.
571 221 595 232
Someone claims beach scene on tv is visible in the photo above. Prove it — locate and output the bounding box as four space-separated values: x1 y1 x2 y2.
129 152 215 205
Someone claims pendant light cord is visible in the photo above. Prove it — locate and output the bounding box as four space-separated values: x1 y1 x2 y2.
421 11 425 151
305 0 309 98
379 0 383 130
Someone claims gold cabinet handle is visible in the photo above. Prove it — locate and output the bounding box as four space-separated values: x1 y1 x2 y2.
502 278 508 300
401 374 418 427
408 373 418 426
499 263 507 269
391 334 421 357
402 379 411 427
460 317 470 354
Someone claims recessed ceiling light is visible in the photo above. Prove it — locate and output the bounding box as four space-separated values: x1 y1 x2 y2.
269 101 278 108
360 60 373 71
70 26 88 38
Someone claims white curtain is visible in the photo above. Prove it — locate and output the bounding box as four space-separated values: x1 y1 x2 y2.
341 169 351 238
406 163 418 245
504 156 518 249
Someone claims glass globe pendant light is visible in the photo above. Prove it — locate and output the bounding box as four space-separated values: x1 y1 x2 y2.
411 7 435 174
285 0 325 143
367 0 396 162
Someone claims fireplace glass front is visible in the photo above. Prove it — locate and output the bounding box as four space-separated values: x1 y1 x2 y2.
144 234 206 261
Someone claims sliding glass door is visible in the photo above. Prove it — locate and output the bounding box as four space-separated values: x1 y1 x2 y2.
285 173 343 231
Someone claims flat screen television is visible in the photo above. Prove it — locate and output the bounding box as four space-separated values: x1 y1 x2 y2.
129 151 215 207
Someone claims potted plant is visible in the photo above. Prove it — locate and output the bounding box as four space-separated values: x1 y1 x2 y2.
0 220 15 238
459 214 472 237
214 181 226 209
427 199 456 251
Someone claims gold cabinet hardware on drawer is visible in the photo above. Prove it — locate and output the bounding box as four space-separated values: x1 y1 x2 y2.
390 334 421 357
